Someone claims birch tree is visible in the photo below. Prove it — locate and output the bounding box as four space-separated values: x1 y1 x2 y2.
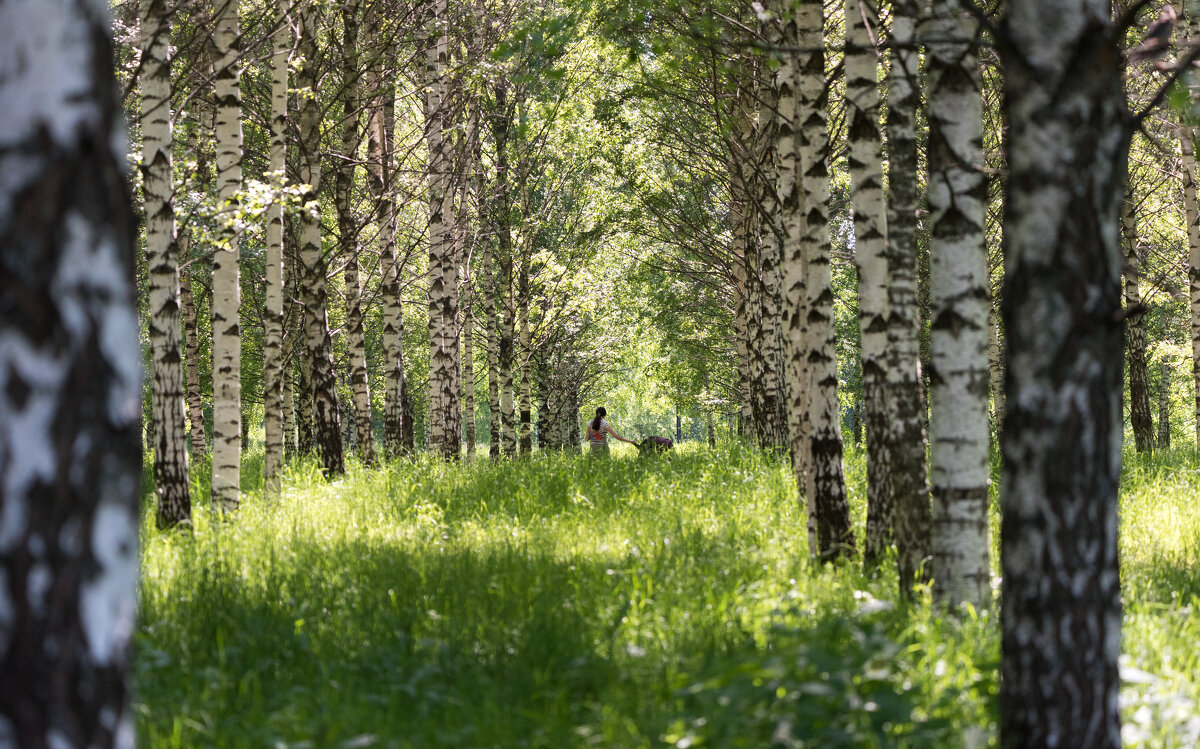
364 4 409 459
141 0 191 527
755 55 788 453
337 0 376 464
731 160 756 439
211 0 243 510
795 0 853 560
485 238 503 458
844 0 892 566
1123 192 1153 452
0 0 141 740
1181 1 1200 447
179 248 209 457
772 0 818 553
1000 0 1126 744
1159 361 1172 448
883 0 930 589
424 0 462 459
518 246 533 453
297 1 345 474
490 80 518 458
263 0 291 489
925 0 990 607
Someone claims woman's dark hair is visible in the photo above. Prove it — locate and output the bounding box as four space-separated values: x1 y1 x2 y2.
591 407 606 432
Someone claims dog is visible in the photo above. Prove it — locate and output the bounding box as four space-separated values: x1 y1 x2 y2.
635 436 674 456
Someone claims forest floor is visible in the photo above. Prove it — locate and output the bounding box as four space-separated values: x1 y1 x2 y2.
136 442 1200 748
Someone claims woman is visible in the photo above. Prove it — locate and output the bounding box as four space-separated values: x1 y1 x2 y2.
585 406 634 456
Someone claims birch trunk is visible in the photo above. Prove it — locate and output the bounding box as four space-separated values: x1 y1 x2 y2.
365 13 408 459
1159 361 1172 449
211 0 243 510
884 0 931 584
295 305 314 454
499 236 516 459
337 0 376 464
731 183 755 437
464 108 484 458
0 1 140 738
773 2 818 554
491 81 517 458
424 0 459 460
742 168 767 448
796 0 854 560
297 2 345 474
988 289 1005 428
141 0 191 528
463 250 477 457
179 251 209 457
284 225 305 456
845 0 892 567
264 0 291 490
535 355 550 450
518 248 532 454
486 241 502 460
1000 1 1125 744
446 191 463 456
1182 3 1200 448
758 167 787 453
926 0 990 607
283 366 296 454
1123 194 1153 453
755 50 787 452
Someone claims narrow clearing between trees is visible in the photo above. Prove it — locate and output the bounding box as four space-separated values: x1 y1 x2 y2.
137 444 1200 748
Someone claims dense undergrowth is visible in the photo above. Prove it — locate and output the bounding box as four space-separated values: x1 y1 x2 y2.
136 442 1200 747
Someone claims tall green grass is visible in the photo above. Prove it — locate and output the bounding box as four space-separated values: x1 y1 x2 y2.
135 442 1200 747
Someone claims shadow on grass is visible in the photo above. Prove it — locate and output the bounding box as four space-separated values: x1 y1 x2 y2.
136 531 962 749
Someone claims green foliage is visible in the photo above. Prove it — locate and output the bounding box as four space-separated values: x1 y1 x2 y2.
137 443 1200 748
136 445 980 747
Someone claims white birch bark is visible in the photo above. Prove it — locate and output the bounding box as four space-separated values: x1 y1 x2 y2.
1000 0 1125 744
463 250 477 457
424 0 454 459
490 81 517 458
0 1 140 740
535 355 550 450
1123 193 1153 452
731 173 755 438
141 0 191 528
926 0 990 607
263 0 291 490
845 0 892 565
1159 361 1172 448
463 107 483 458
988 285 1004 427
756 55 788 452
283 364 296 453
773 1 818 553
337 0 376 465
179 247 209 457
796 0 853 560
884 0 930 588
211 0 243 511
485 240 502 459
297 1 345 474
1180 3 1200 448
363 8 407 459
518 248 532 454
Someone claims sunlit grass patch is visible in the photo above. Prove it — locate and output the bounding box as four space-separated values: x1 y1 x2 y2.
135 441 1200 747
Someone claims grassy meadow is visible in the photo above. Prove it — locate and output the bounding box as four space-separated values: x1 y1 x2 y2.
136 442 1200 747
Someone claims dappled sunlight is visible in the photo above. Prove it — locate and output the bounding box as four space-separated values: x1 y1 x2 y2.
137 445 991 747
